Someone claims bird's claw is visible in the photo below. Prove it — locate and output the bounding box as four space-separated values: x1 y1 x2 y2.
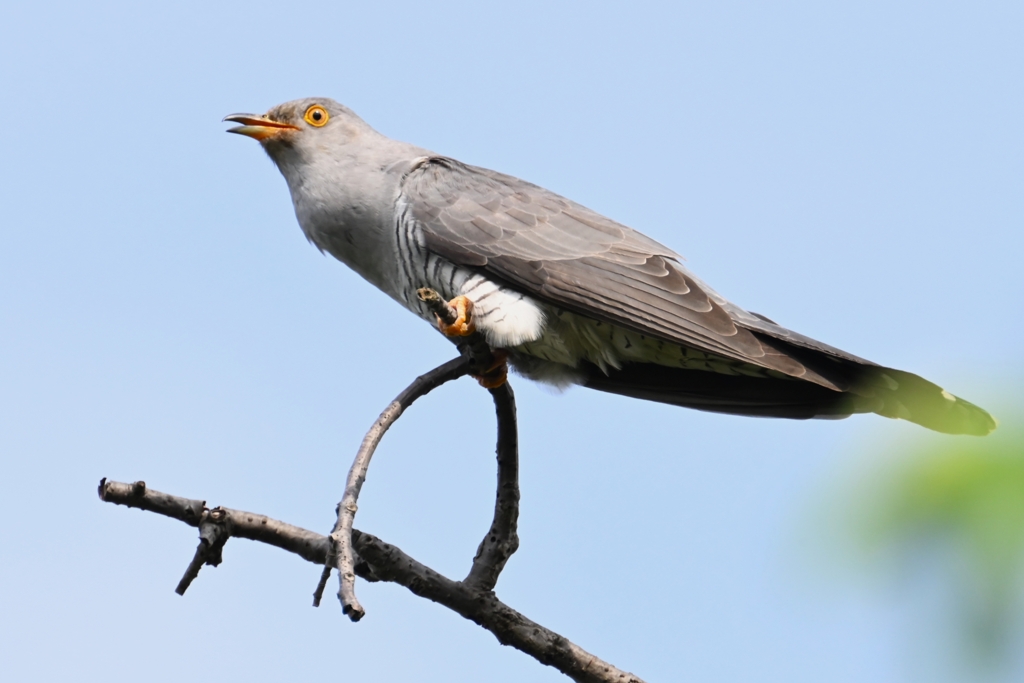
473 350 509 388
436 295 476 337
434 294 507 387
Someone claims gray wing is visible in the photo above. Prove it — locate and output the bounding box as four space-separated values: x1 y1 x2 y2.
401 156 851 388
398 157 996 436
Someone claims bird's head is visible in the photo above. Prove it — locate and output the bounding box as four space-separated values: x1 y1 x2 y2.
224 98 371 165
223 98 412 286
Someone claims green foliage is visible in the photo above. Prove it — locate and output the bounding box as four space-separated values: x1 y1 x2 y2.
852 411 1024 665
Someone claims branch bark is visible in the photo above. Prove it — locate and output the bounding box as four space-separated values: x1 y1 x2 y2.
98 479 644 683
465 382 520 589
330 355 470 620
329 287 510 619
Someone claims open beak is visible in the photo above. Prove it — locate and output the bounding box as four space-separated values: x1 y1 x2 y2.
223 113 300 141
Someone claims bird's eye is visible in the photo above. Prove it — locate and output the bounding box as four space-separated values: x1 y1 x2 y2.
304 105 329 127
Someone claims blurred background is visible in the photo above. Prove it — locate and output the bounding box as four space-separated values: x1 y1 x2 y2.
1 2 1021 681
816 404 1024 681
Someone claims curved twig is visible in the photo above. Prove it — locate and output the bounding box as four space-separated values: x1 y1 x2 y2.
98 479 644 683
330 287 509 618
331 355 471 620
465 382 520 589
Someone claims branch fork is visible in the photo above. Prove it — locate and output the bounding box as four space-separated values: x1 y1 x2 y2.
98 287 644 683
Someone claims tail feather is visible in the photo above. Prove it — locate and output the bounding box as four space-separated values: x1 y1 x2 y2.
582 361 995 436
854 367 996 436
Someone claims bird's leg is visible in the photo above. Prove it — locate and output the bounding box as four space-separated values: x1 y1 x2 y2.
433 294 508 388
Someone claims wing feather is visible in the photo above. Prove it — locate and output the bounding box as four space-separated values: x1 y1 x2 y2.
401 156 831 381
396 156 995 435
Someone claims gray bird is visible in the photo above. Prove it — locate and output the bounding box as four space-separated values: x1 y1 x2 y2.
225 98 994 436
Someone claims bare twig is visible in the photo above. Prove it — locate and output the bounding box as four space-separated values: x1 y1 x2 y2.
175 507 231 595
331 287 508 619
98 479 644 683
98 479 328 563
331 355 471 621
465 382 520 590
312 565 332 607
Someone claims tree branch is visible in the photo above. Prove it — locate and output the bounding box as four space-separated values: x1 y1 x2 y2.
330 355 471 621
330 287 510 619
98 289 639 681
98 479 644 683
175 506 231 595
465 382 520 590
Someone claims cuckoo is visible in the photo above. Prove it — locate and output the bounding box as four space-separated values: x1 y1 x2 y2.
225 98 994 436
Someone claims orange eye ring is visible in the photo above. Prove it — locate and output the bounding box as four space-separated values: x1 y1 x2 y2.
304 105 329 127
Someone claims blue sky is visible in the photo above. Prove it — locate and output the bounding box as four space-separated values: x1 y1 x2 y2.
1 2 1021 681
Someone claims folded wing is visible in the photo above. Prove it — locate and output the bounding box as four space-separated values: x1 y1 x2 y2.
400 157 995 435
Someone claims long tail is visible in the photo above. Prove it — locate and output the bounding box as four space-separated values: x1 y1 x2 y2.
582 360 996 436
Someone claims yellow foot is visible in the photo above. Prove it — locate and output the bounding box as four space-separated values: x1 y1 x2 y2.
473 349 509 388
437 295 476 337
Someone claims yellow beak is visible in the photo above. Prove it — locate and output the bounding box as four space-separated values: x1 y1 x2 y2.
223 113 300 141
